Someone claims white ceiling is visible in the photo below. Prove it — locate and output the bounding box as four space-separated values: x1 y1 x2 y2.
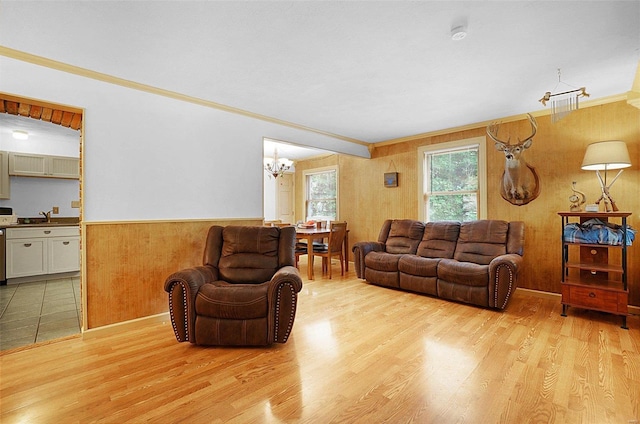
1 1 638 156
0 114 78 141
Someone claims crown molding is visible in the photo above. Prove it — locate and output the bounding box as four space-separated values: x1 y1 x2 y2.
374 93 630 148
0 45 368 147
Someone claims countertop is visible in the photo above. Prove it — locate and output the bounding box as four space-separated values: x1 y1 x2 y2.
4 222 80 228
1 218 80 228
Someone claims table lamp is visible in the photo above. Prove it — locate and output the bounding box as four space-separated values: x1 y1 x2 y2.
581 140 631 212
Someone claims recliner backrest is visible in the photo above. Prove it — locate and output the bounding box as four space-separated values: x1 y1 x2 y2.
379 219 425 254
416 221 460 258
453 220 509 265
203 225 295 284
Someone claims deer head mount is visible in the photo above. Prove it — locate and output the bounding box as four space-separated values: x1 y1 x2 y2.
487 113 540 206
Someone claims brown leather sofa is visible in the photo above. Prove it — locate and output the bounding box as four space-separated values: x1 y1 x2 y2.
164 225 303 346
352 219 524 310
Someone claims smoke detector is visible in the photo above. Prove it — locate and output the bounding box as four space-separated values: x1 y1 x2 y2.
451 25 467 41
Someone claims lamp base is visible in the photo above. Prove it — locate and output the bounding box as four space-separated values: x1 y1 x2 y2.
594 194 618 212
593 169 622 212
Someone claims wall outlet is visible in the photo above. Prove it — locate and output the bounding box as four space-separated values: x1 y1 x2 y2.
52 206 59 214
71 200 80 209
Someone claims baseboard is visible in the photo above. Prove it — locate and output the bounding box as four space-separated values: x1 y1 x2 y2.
82 312 170 339
6 271 80 285
516 287 640 316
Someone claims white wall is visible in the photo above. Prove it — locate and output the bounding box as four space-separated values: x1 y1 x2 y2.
263 172 277 221
0 56 369 222
0 115 81 218
0 177 79 218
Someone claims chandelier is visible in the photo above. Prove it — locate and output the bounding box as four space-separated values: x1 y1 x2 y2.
264 149 293 178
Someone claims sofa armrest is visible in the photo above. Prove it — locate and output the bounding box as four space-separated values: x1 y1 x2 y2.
352 241 386 279
164 265 217 342
268 266 303 343
488 254 523 310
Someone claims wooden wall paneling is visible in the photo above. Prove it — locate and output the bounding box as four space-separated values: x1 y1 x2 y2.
84 219 262 329
295 100 639 306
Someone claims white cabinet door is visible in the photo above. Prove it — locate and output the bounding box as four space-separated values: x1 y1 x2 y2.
0 150 9 199
48 236 81 273
8 153 79 179
49 156 80 179
9 153 47 177
6 226 80 279
7 238 47 278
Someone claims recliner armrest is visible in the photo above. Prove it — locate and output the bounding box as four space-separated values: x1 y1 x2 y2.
269 265 303 293
352 241 385 279
488 254 523 309
164 265 217 343
267 265 303 343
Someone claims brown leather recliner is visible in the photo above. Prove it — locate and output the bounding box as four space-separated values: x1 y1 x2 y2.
164 225 303 346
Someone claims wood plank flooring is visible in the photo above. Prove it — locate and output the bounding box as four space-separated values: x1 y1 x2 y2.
1 266 639 423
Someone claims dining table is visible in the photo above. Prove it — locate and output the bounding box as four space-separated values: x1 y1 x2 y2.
295 226 349 280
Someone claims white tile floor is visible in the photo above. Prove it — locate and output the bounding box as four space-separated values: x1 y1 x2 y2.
0 277 81 351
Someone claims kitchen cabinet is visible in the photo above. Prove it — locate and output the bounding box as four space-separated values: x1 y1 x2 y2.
0 150 9 199
6 226 80 278
558 212 631 329
8 152 79 179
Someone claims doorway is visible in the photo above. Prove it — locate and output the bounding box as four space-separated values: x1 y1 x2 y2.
277 173 295 224
0 93 83 351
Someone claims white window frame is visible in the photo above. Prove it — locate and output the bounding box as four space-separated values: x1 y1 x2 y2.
302 165 339 222
417 137 487 222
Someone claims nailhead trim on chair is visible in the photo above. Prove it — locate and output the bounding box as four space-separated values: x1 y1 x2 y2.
167 281 189 342
274 282 297 342
493 263 514 310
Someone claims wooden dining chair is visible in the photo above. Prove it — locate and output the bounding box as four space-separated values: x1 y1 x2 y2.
312 221 347 279
295 242 307 269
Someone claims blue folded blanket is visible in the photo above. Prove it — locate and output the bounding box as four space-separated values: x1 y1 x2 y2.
563 218 636 246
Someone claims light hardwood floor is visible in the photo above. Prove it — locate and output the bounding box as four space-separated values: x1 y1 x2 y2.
1 263 639 423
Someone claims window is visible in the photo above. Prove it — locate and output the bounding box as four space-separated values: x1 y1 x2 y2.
418 137 486 222
303 166 338 221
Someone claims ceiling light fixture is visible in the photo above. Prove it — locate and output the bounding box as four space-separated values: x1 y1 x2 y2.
451 25 467 41
12 130 29 140
264 148 292 179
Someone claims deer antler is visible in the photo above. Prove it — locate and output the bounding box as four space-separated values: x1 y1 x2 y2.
520 113 537 142
486 121 510 145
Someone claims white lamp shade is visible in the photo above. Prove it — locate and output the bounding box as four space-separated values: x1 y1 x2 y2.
581 140 632 171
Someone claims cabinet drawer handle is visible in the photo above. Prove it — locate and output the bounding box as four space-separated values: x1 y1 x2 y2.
63 241 70 245
44 230 52 234
24 243 32 247
589 292 596 298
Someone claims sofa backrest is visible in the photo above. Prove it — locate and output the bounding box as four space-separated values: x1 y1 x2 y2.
453 220 511 265
378 219 425 254
416 221 460 258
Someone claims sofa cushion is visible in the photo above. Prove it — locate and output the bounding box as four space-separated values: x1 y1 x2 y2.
365 251 403 272
437 259 489 287
385 220 425 254
416 221 460 258
195 281 269 319
453 220 508 265
398 255 440 277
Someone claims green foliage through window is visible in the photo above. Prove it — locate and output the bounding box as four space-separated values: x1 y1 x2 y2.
306 170 337 221
424 147 478 222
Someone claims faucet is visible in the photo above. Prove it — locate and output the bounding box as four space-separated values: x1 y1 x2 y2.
40 210 52 223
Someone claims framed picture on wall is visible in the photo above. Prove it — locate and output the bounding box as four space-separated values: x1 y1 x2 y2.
384 172 398 188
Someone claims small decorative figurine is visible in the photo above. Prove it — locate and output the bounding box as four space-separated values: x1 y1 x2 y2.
569 181 586 212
